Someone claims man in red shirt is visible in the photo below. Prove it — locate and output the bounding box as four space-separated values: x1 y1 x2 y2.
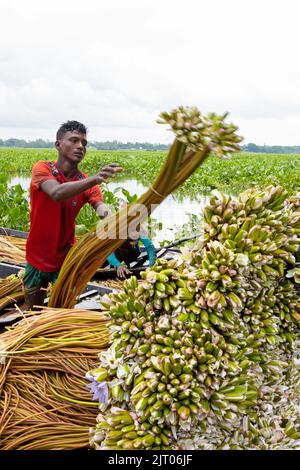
24 120 122 309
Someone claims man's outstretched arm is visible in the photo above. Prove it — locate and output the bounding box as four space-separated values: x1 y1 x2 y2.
41 164 122 202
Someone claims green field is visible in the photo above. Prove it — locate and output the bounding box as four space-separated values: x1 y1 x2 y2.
1 148 300 235
1 148 300 196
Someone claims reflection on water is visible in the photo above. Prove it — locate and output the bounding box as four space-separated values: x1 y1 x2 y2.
107 179 210 242
7 175 31 189
5 174 212 242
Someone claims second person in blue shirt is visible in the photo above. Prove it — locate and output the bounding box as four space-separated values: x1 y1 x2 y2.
107 234 156 278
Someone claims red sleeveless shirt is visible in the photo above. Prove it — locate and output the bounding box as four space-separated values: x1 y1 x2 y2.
26 161 103 272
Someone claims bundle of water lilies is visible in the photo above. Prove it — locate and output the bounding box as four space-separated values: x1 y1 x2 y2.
87 185 300 450
0 236 26 264
0 308 109 449
49 106 242 308
0 272 24 311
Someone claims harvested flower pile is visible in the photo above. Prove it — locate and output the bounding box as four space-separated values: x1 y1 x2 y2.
87 185 300 450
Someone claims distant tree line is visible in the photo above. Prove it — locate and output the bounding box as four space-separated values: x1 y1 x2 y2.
2 138 300 154
242 143 300 154
0 138 169 150
90 140 169 150
0 138 53 148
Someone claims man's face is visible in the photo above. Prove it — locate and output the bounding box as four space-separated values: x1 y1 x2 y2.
56 131 87 164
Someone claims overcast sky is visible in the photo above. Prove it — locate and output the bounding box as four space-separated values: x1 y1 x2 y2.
0 0 300 145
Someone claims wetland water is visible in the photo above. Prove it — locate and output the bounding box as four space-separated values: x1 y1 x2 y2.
6 174 212 242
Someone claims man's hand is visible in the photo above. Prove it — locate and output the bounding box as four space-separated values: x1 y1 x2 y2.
95 202 112 219
116 265 132 279
96 163 123 184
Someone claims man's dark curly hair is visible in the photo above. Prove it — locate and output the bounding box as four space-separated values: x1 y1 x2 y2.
56 120 87 140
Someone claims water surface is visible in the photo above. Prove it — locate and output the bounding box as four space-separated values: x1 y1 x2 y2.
6 174 212 242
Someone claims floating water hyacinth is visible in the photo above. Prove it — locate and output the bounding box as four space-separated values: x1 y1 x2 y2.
87 185 300 451
49 106 242 308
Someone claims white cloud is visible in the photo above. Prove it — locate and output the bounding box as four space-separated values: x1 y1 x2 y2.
1 0 300 144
